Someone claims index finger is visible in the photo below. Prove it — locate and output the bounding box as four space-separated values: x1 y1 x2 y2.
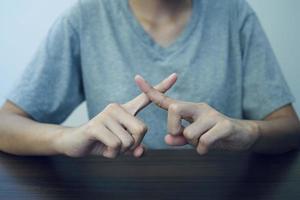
123 73 177 115
135 75 177 110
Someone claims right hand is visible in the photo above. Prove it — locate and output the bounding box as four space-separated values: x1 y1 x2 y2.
55 73 177 158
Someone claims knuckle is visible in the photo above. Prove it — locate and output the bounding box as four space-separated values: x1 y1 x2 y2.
208 111 219 119
199 136 210 147
132 118 148 134
128 139 135 148
158 96 167 107
134 123 148 134
169 103 180 113
84 122 97 137
98 113 110 123
221 119 233 132
106 103 120 113
183 128 194 140
123 137 135 148
110 140 122 150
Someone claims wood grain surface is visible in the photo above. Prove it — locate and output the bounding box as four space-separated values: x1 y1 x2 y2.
0 150 299 200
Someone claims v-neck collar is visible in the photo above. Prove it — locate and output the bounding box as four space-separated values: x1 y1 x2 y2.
120 0 202 59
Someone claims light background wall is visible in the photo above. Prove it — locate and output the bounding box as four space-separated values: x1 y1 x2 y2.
0 0 299 126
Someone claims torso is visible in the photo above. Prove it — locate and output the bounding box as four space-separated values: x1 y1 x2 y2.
73 0 245 148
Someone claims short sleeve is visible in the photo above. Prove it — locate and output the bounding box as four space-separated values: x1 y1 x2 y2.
7 9 84 124
239 1 295 120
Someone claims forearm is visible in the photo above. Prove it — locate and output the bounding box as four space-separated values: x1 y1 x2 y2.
0 110 66 155
251 117 300 154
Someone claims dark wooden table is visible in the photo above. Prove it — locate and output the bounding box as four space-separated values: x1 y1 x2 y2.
0 150 299 200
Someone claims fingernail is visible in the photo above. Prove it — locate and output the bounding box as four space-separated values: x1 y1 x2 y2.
135 74 144 80
169 73 177 79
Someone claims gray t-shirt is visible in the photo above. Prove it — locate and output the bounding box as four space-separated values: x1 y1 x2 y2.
8 0 294 149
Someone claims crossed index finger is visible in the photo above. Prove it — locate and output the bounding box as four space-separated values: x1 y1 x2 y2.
135 74 177 110
123 73 177 115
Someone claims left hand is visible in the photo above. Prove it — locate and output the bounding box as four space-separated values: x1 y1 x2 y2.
135 74 260 155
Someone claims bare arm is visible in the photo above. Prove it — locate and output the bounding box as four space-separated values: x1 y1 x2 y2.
0 101 64 155
252 105 300 154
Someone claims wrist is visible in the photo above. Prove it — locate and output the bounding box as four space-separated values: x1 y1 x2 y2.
233 119 261 150
51 126 74 155
246 120 261 150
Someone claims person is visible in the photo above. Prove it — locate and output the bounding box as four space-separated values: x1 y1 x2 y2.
0 0 299 158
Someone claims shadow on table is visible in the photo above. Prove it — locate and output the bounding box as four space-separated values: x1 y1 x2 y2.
224 150 299 200
0 154 102 200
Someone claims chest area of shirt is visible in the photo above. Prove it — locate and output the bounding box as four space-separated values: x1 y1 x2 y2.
81 47 242 107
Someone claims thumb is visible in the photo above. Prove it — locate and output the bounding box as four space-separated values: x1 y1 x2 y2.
165 134 188 146
133 144 145 158
123 73 177 115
